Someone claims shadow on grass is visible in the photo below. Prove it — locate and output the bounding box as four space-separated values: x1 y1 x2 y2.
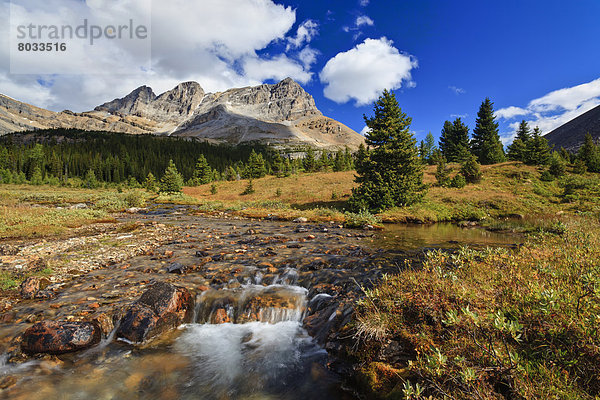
291 200 348 211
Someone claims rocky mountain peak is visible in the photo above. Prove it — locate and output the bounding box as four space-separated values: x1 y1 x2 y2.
94 85 156 115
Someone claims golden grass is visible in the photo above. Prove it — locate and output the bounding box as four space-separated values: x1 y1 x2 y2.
184 162 575 223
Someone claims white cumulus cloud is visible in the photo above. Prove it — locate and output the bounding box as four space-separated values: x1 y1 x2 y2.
0 0 319 112
319 37 417 106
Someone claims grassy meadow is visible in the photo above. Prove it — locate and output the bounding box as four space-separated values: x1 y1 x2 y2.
185 161 600 225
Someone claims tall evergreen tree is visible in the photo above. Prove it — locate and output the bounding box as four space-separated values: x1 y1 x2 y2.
348 90 426 212
470 98 505 164
319 151 331 171
507 120 531 162
191 154 213 185
303 148 318 172
246 150 267 178
419 132 437 164
159 159 184 193
144 172 157 192
525 127 551 166
577 133 600 172
439 118 470 162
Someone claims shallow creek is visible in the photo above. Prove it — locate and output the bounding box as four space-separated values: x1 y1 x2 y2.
0 207 520 399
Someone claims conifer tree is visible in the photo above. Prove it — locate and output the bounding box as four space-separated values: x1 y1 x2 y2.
470 98 505 164
159 159 183 193
439 118 470 162
303 148 318 172
192 154 213 185
507 120 531 161
84 168 99 189
435 156 451 187
30 165 43 186
525 127 551 165
348 90 426 212
419 132 437 164
333 151 345 172
577 133 600 172
319 151 331 171
246 150 267 178
144 172 157 192
343 146 354 170
460 154 483 184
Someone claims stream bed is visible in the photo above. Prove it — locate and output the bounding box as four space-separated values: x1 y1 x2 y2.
0 208 521 399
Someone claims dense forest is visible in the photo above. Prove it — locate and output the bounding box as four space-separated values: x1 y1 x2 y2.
0 129 355 187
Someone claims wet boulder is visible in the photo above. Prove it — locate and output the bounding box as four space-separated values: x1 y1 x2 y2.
117 282 194 343
21 320 101 354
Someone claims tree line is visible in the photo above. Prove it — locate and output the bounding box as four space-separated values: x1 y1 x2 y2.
349 91 600 213
0 129 354 188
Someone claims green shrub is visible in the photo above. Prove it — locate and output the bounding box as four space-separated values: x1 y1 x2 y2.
540 170 554 181
344 209 381 228
450 174 466 188
460 154 483 183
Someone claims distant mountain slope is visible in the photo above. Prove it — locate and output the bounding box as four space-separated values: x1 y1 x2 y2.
545 104 600 151
0 78 364 150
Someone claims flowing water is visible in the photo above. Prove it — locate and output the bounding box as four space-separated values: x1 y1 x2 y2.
2 281 351 400
0 211 521 399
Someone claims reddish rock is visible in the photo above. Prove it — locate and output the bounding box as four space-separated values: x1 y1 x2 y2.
212 308 230 324
117 282 194 343
21 320 101 354
19 277 40 299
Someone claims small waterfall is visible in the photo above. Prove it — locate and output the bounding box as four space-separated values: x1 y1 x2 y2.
194 284 308 325
172 277 333 398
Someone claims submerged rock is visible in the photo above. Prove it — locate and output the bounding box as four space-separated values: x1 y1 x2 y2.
21 320 101 354
117 282 194 343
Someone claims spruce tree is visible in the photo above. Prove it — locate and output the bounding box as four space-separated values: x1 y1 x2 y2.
525 127 551 165
440 118 470 162
348 90 426 212
461 154 483 184
333 151 344 172
470 98 505 164
319 151 331 171
191 154 213 185
159 159 184 193
343 146 354 170
246 150 267 178
507 120 531 161
303 148 318 172
419 132 437 164
435 156 451 187
577 133 600 172
144 172 157 192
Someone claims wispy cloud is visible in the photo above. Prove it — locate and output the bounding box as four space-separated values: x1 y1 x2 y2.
450 113 468 119
448 85 465 95
359 0 369 6
342 15 375 39
286 19 319 50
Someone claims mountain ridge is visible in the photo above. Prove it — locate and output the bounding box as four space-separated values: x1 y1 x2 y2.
545 104 600 151
0 78 364 150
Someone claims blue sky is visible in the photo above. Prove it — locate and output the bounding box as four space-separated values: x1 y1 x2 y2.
272 0 600 143
2 0 599 145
